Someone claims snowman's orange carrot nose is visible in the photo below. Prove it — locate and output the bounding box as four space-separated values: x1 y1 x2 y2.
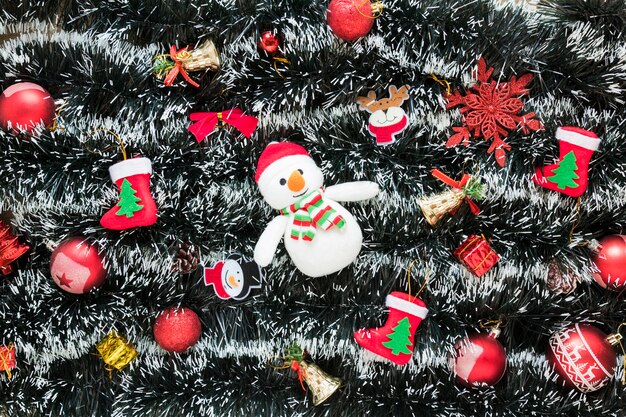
288 170 305 192
228 276 239 287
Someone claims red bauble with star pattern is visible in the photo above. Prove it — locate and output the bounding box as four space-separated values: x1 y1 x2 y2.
592 235 626 291
153 307 202 353
50 237 107 294
450 328 507 388
0 82 56 133
546 323 618 393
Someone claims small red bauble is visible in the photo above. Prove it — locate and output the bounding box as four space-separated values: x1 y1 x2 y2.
327 0 377 42
258 31 281 55
592 234 626 291
0 82 56 133
50 237 107 294
450 329 507 388
546 323 617 393
153 307 202 353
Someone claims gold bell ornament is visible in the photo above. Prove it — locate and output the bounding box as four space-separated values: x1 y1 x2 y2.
277 344 342 406
418 169 483 227
153 39 220 88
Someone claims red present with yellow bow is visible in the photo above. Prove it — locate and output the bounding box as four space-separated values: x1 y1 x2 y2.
0 344 16 378
454 235 500 277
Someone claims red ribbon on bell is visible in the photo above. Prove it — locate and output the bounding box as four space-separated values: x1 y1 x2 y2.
290 360 307 391
163 45 200 88
431 169 481 215
188 109 259 141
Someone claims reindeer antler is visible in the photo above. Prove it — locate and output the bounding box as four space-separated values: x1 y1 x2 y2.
356 90 378 112
387 85 410 107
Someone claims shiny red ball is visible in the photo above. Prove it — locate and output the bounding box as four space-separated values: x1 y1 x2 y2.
546 323 616 393
0 82 56 133
327 0 376 42
258 31 281 55
451 331 507 388
153 308 202 353
50 237 107 294
592 234 626 291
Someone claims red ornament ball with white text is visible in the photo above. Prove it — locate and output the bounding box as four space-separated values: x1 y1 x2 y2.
0 82 56 133
258 31 281 55
546 323 617 393
327 0 377 42
592 235 626 291
153 307 202 353
451 329 507 388
50 237 107 294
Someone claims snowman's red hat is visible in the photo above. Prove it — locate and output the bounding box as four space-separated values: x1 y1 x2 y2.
255 142 310 183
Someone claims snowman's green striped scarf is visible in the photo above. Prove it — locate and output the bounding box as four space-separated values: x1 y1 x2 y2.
280 188 346 241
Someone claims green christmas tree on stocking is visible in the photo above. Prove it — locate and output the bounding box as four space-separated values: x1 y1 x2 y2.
116 179 144 218
547 151 580 190
382 317 413 355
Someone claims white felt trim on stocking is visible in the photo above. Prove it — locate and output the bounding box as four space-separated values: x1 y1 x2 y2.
386 295 429 319
109 157 152 182
557 127 601 151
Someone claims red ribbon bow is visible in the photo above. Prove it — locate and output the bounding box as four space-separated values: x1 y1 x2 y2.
188 109 259 141
431 169 481 215
164 45 200 88
290 360 306 391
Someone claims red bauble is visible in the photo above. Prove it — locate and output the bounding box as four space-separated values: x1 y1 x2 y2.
153 307 202 353
258 31 281 55
451 329 507 388
0 82 56 133
592 235 626 291
50 237 107 294
327 0 376 42
546 323 617 393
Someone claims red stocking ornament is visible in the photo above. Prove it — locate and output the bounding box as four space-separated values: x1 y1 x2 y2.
533 127 601 198
100 157 157 230
354 292 428 365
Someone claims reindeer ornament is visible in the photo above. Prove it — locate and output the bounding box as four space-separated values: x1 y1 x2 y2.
357 85 410 146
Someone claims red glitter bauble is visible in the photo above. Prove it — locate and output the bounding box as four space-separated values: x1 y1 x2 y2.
153 307 202 353
0 82 56 133
592 235 626 291
546 323 617 393
50 237 107 294
451 330 507 388
326 0 376 42
258 31 281 55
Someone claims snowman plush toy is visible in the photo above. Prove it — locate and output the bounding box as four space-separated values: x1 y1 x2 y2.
254 142 379 277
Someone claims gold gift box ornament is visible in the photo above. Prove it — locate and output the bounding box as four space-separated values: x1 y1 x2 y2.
273 344 342 406
153 40 220 88
96 331 138 377
419 169 483 227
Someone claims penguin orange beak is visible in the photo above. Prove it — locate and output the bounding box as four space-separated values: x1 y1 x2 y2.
227 276 239 287
287 170 305 192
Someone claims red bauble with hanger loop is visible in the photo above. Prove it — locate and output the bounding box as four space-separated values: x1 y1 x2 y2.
326 0 383 42
0 82 56 133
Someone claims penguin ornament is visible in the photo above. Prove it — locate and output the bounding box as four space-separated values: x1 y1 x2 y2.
204 254 263 300
254 142 380 277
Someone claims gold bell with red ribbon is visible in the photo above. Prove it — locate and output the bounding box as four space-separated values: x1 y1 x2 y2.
153 40 221 88
418 169 483 227
277 345 342 406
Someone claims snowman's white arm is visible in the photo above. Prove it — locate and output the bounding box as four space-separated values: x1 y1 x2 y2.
254 216 289 267
324 182 380 202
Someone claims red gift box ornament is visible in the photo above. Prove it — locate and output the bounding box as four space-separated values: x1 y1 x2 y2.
0 344 16 379
418 169 483 227
454 235 500 277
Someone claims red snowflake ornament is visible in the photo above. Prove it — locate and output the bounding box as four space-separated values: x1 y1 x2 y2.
445 57 543 167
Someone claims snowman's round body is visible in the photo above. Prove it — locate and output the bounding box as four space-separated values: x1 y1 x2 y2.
283 199 362 277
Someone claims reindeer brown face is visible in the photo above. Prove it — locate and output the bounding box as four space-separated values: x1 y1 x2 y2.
356 85 411 146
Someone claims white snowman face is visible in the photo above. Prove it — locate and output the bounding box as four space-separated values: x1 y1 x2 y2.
222 259 244 298
369 107 407 127
258 155 324 209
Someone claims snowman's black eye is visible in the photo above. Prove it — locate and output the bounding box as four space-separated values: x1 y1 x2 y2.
298 169 303 174
279 178 286 185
